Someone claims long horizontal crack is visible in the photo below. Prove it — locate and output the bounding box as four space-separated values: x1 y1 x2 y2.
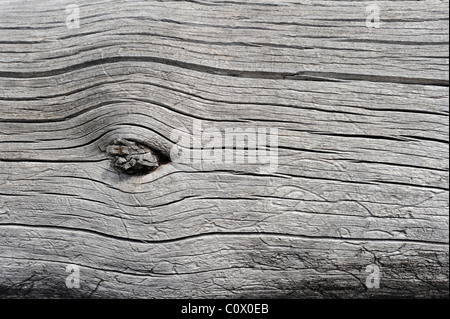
0 56 448 87
0 223 448 246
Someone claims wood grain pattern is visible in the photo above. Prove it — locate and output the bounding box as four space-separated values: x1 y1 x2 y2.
0 0 448 298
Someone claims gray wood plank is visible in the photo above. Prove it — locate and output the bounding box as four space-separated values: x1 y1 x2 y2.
0 0 448 298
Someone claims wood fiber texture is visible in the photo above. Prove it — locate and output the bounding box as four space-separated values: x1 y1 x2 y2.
0 0 448 298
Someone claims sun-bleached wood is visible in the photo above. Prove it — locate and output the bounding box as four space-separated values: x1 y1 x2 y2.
0 0 448 298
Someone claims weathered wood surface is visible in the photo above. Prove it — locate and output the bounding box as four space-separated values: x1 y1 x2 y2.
0 0 448 298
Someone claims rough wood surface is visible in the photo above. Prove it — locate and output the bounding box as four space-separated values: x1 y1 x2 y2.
0 0 448 298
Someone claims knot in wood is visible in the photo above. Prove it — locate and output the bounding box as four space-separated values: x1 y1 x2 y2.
106 138 160 175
